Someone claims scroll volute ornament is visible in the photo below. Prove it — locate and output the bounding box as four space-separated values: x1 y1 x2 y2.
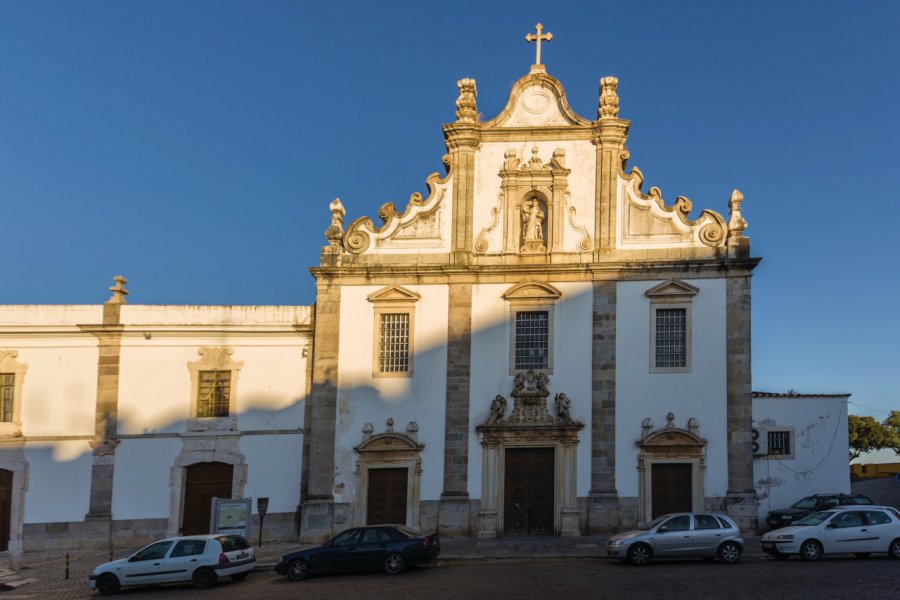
455 78 478 124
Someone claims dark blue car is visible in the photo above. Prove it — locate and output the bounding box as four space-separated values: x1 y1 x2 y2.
275 525 440 580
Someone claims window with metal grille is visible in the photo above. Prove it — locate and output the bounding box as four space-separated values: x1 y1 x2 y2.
0 374 13 422
515 311 549 370
655 308 686 368
768 430 791 456
379 313 410 373
196 370 231 418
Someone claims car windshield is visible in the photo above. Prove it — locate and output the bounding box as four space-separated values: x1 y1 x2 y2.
790 497 820 510
637 515 671 530
794 511 836 526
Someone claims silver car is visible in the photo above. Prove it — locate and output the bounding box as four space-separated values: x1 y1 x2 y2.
607 512 743 565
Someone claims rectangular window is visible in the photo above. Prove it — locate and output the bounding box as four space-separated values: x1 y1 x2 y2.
0 374 13 423
379 313 410 373
196 370 231 418
515 311 549 370
655 308 686 368
768 430 791 456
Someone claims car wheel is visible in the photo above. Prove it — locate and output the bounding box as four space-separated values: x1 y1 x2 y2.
799 540 823 562
718 541 741 564
889 538 900 559
626 544 652 566
230 572 249 581
287 558 310 581
192 567 218 589
96 574 120 596
384 552 406 575
853 553 871 559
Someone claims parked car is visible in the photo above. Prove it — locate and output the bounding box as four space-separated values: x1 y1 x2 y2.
88 534 255 595
761 505 900 561
765 494 872 530
606 512 743 565
275 525 440 580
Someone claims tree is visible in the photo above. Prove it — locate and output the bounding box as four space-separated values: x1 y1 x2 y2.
848 415 893 461
885 410 900 455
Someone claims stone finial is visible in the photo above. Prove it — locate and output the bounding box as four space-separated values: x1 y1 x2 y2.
599 76 620 119
407 421 419 434
325 198 346 247
727 189 748 238
107 275 129 304
688 417 700 433
385 417 394 434
666 412 676 429
362 422 374 435
455 78 478 124
641 417 654 439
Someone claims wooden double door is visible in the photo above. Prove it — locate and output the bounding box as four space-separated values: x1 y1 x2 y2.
182 462 233 535
651 463 692 518
504 448 554 536
367 468 408 525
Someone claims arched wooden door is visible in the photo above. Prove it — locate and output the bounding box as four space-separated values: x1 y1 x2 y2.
182 462 233 535
0 469 11 551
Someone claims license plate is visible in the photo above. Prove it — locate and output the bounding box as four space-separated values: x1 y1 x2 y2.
762 542 774 549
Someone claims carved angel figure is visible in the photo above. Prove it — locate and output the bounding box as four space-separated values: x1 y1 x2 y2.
521 198 544 242
555 393 571 422
487 395 507 425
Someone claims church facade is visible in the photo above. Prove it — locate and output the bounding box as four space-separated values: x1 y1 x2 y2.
0 40 784 559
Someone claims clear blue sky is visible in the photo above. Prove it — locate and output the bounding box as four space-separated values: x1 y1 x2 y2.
1 1 898 421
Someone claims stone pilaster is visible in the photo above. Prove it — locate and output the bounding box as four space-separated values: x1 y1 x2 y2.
439 282 472 536
301 278 341 542
595 78 630 258
443 121 480 266
725 273 759 531
589 279 618 532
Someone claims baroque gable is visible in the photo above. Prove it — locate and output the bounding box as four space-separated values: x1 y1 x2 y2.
482 69 591 129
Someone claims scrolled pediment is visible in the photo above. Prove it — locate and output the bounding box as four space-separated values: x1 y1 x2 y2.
638 429 706 448
482 71 591 129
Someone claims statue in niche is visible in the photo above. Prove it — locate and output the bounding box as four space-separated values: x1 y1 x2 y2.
555 393 572 422
486 395 507 425
520 197 546 253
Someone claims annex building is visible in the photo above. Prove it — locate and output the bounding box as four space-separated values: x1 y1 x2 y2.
0 28 849 560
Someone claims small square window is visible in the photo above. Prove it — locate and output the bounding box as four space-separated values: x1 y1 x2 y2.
768 430 791 456
654 308 686 368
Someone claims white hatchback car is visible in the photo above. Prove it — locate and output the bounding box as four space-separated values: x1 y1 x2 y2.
761 505 900 561
88 534 255 595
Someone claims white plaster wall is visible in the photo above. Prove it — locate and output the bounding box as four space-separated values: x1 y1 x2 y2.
112 438 182 520
0 305 102 326
24 441 93 523
615 278 728 497
241 434 303 514
118 335 308 434
468 281 594 499
752 396 850 524
335 285 449 503
11 341 97 437
473 140 596 253
120 305 311 327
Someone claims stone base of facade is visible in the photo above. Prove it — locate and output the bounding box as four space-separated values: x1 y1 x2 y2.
725 490 760 533
438 494 472 537
23 512 302 553
587 492 639 533
300 498 335 543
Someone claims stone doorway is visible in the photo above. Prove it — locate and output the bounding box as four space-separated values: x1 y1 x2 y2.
651 463 692 518
504 448 554 536
367 467 408 524
182 462 233 535
0 469 11 551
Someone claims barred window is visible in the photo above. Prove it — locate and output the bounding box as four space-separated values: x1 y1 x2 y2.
768 430 791 456
196 370 231 418
0 374 13 423
515 311 549 370
655 308 686 368
379 313 410 373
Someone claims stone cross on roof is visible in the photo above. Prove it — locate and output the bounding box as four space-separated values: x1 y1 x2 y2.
525 22 553 68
